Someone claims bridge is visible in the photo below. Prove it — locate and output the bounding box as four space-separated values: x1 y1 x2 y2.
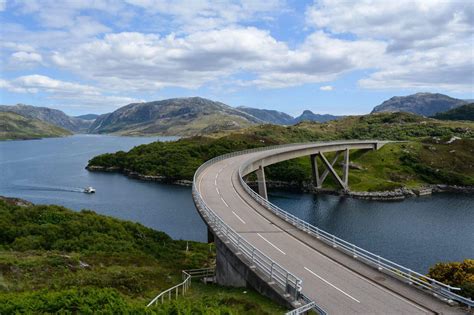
192 141 471 314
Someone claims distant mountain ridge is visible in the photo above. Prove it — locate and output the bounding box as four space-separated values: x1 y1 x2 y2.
238 107 342 124
293 110 342 123
0 111 72 140
89 97 262 136
0 104 92 132
371 93 467 116
237 107 294 125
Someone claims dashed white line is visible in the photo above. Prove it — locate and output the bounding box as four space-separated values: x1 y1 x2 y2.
216 187 220 195
257 233 286 255
304 266 361 303
220 197 229 208
232 211 246 224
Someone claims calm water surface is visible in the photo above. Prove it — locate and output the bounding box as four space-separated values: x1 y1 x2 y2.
0 135 207 241
269 190 473 273
1 135 472 272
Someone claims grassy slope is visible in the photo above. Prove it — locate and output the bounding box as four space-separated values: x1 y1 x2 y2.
0 112 72 140
114 113 255 137
432 104 474 121
87 112 474 191
0 200 285 314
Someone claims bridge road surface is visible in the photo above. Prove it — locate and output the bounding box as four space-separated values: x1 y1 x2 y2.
196 145 462 314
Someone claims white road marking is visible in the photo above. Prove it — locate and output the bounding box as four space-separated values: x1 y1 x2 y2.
216 187 220 195
304 266 360 303
257 233 286 255
220 197 229 207
232 211 246 224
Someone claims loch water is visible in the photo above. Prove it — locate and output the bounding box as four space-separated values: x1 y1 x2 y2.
1 135 472 273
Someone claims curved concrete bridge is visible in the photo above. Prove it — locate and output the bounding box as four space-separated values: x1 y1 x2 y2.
193 141 469 314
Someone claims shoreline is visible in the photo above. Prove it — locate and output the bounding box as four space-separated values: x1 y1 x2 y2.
86 165 473 201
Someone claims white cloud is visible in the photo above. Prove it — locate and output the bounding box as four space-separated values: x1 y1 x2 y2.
320 85 333 91
50 28 386 90
124 0 285 32
9 51 43 68
0 0 6 11
306 0 474 91
0 75 140 108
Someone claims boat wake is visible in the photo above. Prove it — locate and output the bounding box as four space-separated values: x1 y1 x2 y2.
16 184 85 193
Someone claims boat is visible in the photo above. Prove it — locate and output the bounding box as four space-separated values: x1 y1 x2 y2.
83 186 96 194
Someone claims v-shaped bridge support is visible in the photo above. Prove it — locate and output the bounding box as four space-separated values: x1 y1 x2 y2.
311 148 350 191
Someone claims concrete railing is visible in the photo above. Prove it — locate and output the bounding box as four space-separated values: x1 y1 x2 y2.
147 268 215 307
236 142 474 309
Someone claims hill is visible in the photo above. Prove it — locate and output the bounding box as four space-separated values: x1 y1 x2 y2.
87 112 474 191
75 113 99 121
0 112 72 140
293 110 342 123
0 104 92 133
237 106 294 125
88 97 262 136
0 198 284 314
371 93 466 116
432 104 474 121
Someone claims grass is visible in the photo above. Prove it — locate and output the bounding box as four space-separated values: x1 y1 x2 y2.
0 111 72 140
0 200 287 314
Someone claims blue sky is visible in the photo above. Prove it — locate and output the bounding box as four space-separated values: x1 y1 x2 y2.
0 0 472 116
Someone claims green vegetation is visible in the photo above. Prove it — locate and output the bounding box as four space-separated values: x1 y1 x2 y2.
0 199 285 314
432 104 474 121
0 111 72 140
88 112 474 191
428 259 474 299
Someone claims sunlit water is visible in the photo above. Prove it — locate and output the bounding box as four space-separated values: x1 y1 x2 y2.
1 135 472 272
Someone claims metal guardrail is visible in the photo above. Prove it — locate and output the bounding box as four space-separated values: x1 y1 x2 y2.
147 268 215 307
193 150 303 302
236 143 474 309
192 143 331 313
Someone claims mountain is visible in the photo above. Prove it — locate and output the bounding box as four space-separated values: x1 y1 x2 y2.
88 97 262 136
237 106 294 125
371 93 467 116
293 110 342 123
0 111 72 140
75 114 99 121
432 104 474 121
0 104 92 132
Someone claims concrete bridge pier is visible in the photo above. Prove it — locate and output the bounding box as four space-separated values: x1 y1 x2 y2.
255 164 268 200
311 149 350 191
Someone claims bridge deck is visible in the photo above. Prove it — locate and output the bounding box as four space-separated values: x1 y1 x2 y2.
196 143 463 314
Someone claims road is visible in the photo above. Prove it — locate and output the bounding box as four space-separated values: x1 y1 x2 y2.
196 143 463 314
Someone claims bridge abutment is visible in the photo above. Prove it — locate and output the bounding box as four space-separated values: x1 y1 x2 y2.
214 236 297 309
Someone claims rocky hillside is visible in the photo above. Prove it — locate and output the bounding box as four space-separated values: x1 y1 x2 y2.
0 104 92 132
0 111 72 140
237 106 294 125
88 97 262 136
293 110 342 123
371 93 466 116
432 104 474 121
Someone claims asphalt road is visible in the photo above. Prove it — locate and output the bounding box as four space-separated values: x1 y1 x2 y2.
196 143 464 314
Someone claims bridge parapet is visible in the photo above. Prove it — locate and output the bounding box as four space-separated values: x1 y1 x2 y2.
236 142 473 309
193 141 473 312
